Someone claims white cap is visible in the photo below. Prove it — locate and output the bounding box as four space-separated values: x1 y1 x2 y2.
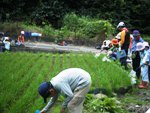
4 37 9 40
136 42 145 51
143 41 149 47
117 22 125 28
115 32 121 39
21 31 25 34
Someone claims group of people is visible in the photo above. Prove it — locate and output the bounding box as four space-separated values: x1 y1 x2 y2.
107 22 150 89
37 22 150 113
0 31 25 52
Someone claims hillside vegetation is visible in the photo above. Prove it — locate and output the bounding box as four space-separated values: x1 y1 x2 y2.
1 0 150 34
0 13 114 46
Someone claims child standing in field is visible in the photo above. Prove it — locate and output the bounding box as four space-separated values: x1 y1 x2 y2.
136 42 149 89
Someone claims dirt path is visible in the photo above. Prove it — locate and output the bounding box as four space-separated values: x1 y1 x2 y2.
24 42 101 53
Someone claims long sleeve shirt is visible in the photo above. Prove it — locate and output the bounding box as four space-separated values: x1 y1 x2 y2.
18 35 24 43
143 49 150 65
42 68 91 112
140 49 149 82
131 37 144 52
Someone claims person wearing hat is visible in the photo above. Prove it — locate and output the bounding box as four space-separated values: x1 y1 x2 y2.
101 40 111 50
136 42 149 89
131 30 144 79
108 38 119 60
143 42 150 82
38 68 91 113
116 22 131 69
18 31 25 45
2 36 11 52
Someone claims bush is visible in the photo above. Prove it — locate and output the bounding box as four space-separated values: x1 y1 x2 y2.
62 13 114 40
84 94 124 113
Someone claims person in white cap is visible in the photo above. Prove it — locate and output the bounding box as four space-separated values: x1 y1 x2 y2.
38 68 91 113
116 22 132 69
136 42 149 89
18 31 25 45
2 37 11 51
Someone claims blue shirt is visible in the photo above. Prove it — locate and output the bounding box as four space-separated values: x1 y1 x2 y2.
131 37 144 52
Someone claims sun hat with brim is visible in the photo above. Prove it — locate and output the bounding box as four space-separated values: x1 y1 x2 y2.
38 82 53 103
136 42 145 51
132 30 140 37
143 41 149 47
111 39 118 45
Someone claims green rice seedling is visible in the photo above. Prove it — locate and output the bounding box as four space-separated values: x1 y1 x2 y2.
1 54 45 112
6 53 51 113
0 52 132 113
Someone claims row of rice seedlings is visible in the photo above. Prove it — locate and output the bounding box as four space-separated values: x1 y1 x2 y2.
1 53 40 109
45 54 63 113
0 52 28 77
62 54 70 69
0 53 31 111
21 54 53 113
59 54 64 70
3 53 44 112
2 58 39 111
96 55 131 91
80 54 131 94
69 53 83 67
0 53 33 108
0 53 21 83
27 54 53 113
80 54 103 87
0 53 37 90
76 54 113 94
6 53 51 113
108 61 131 90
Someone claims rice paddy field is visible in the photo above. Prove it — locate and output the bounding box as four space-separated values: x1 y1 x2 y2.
0 52 131 113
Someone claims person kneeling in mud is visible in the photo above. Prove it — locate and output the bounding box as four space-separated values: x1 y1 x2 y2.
38 68 91 113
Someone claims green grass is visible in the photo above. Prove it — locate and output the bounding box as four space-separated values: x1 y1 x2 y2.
0 52 131 113
142 35 150 43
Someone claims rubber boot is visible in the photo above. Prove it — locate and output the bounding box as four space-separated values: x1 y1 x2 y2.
138 81 149 89
138 81 144 87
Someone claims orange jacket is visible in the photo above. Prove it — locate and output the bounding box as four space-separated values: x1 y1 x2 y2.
18 35 25 43
120 29 132 48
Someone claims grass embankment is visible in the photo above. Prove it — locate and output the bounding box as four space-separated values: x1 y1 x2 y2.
0 52 131 113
